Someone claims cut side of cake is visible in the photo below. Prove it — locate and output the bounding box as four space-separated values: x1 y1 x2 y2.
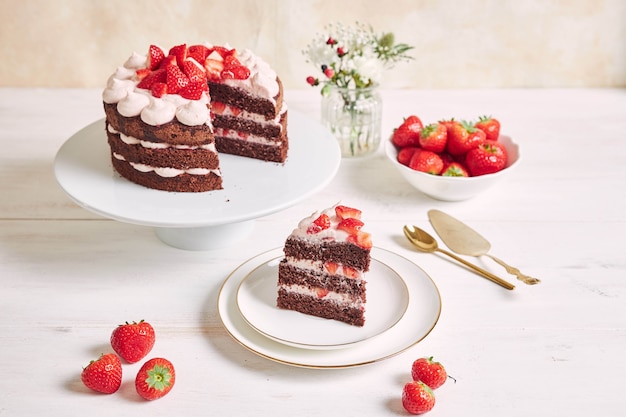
102 43 288 193
277 204 373 327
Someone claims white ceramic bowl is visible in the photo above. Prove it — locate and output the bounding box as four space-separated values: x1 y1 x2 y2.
385 135 520 201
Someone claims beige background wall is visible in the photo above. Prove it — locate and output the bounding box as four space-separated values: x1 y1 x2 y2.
1 0 624 89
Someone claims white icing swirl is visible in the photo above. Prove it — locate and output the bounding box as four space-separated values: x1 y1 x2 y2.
140 97 177 126
117 90 151 117
124 52 147 69
176 98 210 126
102 78 135 104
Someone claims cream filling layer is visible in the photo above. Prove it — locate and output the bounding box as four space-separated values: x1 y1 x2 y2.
213 127 282 146
278 283 364 307
113 153 221 178
285 257 364 280
108 124 217 151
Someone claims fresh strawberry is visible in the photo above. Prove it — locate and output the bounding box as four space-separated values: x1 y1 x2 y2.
182 58 208 86
347 231 373 249
166 65 189 94
475 115 500 141
210 45 233 58
411 356 449 390
408 149 444 175
337 218 364 235
81 353 122 394
135 358 175 401
446 120 486 156
324 261 339 275
465 140 508 176
419 123 447 153
158 55 178 69
441 161 469 177
397 146 420 166
179 81 206 100
147 45 166 70
402 380 436 415
187 44 210 64
313 213 331 230
136 68 166 90
391 115 423 148
150 82 168 98
335 205 361 220
204 56 224 81
168 43 187 67
227 65 251 80
110 320 155 364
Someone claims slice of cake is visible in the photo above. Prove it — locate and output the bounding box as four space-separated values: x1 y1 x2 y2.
207 48 288 163
102 43 288 193
277 204 373 327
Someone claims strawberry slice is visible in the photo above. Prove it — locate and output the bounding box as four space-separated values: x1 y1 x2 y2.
335 205 361 220
343 266 359 278
347 231 373 249
179 81 205 100
147 45 165 70
187 44 210 64
210 46 233 58
135 68 152 81
211 101 226 114
315 288 329 298
158 55 177 69
337 218 364 235
204 58 224 81
150 82 168 98
182 58 208 87
324 261 339 275
312 213 331 230
137 68 166 90
168 43 187 67
166 65 189 94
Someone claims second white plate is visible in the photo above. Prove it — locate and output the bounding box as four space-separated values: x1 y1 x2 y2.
236 250 410 350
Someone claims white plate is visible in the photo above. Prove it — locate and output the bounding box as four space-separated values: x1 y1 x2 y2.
53 110 341 248
236 249 410 350
218 247 442 368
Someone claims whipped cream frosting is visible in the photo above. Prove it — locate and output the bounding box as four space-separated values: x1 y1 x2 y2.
289 204 354 242
278 283 364 307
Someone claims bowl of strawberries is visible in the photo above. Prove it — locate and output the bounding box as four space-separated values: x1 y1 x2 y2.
385 115 520 201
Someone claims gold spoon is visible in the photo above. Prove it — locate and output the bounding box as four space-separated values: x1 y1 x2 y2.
403 225 515 290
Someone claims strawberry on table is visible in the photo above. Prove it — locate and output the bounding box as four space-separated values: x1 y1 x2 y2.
446 120 486 156
110 320 156 364
465 140 508 176
418 123 447 153
411 356 449 389
475 115 501 141
81 353 122 394
135 358 176 400
402 380 436 415
392 115 423 148
408 149 444 175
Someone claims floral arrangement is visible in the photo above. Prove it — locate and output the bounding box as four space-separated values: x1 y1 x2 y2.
304 22 414 94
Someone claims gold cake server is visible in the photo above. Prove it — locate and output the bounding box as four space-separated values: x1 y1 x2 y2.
428 209 540 285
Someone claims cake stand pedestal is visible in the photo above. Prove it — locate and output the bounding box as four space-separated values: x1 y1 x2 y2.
154 221 255 250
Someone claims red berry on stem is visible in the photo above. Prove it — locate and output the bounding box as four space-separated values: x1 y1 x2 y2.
411 356 449 389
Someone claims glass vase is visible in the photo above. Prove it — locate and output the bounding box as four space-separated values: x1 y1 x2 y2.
321 85 382 158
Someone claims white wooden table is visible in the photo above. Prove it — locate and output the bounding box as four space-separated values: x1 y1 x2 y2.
1 87 625 416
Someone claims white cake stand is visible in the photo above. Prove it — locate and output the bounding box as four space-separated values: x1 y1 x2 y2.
54 110 341 250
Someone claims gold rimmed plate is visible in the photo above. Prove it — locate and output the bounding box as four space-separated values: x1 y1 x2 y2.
236 251 410 350
217 247 442 368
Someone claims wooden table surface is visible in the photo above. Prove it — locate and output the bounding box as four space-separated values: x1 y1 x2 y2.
1 87 625 416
